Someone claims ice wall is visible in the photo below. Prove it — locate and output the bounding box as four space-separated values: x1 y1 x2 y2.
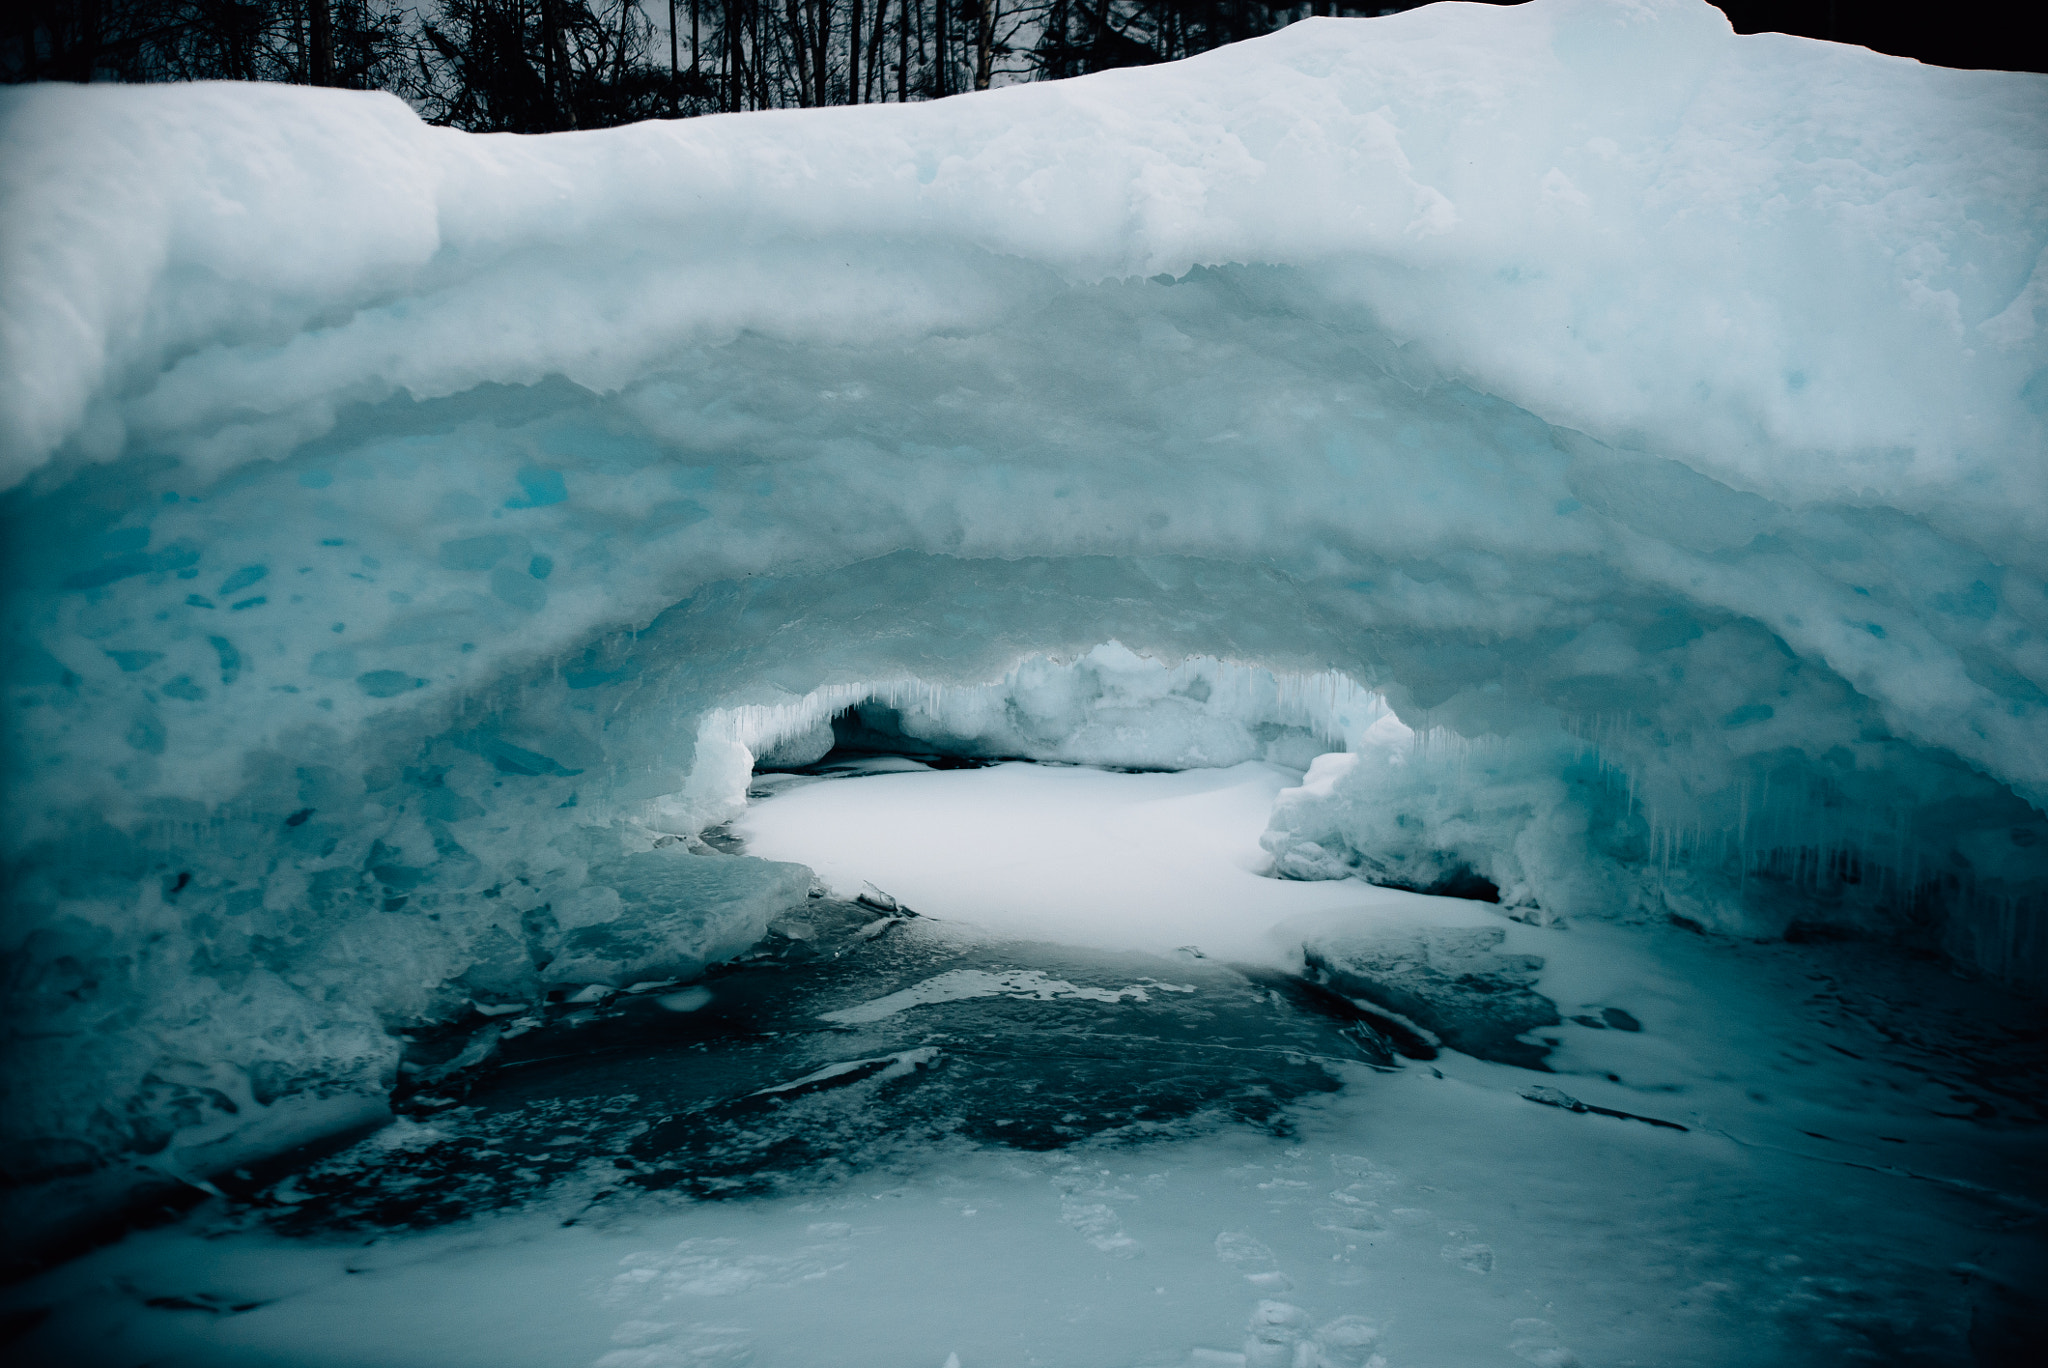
3 0 2046 1236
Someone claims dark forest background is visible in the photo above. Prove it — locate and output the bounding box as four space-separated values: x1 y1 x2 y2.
4 2 2040 132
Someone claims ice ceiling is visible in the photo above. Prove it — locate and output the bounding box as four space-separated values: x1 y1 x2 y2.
2 0 2045 1240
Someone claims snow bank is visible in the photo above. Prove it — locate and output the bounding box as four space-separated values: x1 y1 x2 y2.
2 0 2045 1232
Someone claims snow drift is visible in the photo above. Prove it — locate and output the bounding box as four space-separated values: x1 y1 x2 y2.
2 0 2045 1237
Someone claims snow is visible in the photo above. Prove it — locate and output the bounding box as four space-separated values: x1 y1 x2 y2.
736 759 1490 965
1 0 2045 1244
3 764 2038 1366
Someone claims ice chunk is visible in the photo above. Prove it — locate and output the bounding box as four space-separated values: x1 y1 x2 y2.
546 849 812 988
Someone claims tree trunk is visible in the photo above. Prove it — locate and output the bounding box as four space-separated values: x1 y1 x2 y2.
727 0 741 110
617 0 636 87
309 0 333 86
973 0 993 91
752 0 766 109
74 0 100 82
814 0 833 108
849 0 861 102
866 0 887 102
560 5 578 128
541 0 561 127
786 0 812 106
669 0 680 111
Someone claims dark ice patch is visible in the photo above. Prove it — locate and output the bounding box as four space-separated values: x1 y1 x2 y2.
448 731 582 777
13 644 81 689
437 535 514 571
370 863 425 891
142 1293 268 1314
1304 923 1561 1069
1600 1006 1642 1032
253 906 1395 1232
356 670 427 698
208 635 241 684
504 467 568 508
126 713 166 754
216 564 267 596
491 563 546 610
61 541 200 591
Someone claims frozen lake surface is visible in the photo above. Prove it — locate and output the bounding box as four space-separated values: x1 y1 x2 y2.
6 761 2043 1367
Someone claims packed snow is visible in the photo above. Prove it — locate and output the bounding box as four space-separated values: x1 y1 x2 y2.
0 0 2044 1284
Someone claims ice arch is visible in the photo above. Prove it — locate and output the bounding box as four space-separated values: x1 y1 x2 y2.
678 643 1388 821
3 0 2045 1247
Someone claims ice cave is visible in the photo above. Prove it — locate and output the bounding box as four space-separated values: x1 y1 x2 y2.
2 0 2045 1363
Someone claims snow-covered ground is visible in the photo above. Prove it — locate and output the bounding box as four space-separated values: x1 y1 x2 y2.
7 760 2040 1367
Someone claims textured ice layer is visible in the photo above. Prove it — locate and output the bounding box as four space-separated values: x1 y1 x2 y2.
2 0 2045 1237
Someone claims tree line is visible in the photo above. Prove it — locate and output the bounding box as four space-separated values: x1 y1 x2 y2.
4 3 2034 131
2 1 1375 130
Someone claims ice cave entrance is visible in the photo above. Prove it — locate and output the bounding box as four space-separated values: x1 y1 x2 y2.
717 649 1436 961
684 644 1515 953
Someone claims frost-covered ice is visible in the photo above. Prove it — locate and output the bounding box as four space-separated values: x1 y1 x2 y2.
3 763 2040 1367
2 0 2046 1273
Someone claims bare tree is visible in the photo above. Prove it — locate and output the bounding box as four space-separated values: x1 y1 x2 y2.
6 0 1378 129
